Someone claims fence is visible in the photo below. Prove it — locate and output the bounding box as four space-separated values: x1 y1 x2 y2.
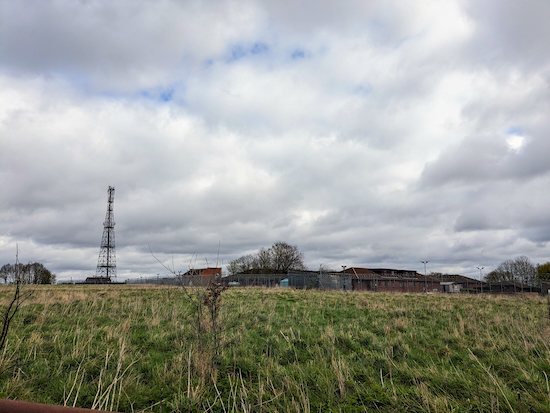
124 276 180 285
287 271 352 290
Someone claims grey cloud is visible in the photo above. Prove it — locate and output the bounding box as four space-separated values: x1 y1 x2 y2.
449 178 550 245
0 0 263 90
420 127 550 188
520 225 550 244
258 0 432 50
420 136 509 186
454 210 508 233
462 0 550 71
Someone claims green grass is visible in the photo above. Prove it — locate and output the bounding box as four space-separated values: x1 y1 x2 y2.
1 285 550 412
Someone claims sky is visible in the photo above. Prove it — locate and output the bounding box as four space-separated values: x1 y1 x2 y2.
1 0 550 282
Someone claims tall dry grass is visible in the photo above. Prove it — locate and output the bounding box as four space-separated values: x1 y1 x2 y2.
0 285 549 412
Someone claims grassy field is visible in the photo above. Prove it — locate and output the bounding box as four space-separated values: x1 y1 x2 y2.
1 285 550 412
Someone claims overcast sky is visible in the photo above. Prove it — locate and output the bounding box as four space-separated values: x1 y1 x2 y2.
1 0 550 282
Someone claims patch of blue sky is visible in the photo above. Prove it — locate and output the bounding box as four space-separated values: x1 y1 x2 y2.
138 85 179 103
353 85 373 96
139 90 151 99
291 49 305 59
251 42 269 55
226 42 269 63
229 45 247 62
506 126 522 135
160 88 174 102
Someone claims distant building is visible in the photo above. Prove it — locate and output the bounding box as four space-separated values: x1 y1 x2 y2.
222 270 349 289
222 273 288 288
84 276 112 284
223 267 440 292
342 267 440 293
440 281 461 293
434 274 545 294
222 266 548 295
181 267 222 286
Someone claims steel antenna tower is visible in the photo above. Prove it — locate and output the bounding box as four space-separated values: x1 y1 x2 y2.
95 186 116 281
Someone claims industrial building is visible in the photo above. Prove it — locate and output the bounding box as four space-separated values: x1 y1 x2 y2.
222 267 439 292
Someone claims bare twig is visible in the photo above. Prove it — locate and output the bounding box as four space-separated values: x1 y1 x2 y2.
149 243 230 381
0 245 34 362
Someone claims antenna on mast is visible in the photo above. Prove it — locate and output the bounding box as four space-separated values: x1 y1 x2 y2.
95 186 116 282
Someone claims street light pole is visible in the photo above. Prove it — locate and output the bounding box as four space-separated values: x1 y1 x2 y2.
477 267 484 294
341 265 347 291
421 261 429 293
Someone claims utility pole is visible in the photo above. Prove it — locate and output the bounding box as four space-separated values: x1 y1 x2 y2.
477 267 484 294
341 265 347 291
421 261 429 293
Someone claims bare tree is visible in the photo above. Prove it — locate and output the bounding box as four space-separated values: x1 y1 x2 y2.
485 259 515 283
485 256 536 286
228 241 307 274
0 246 34 364
270 241 306 272
0 262 55 284
227 254 256 275
0 264 13 284
255 247 273 273
512 256 536 286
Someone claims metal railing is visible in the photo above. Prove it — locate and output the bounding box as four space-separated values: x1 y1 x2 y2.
0 399 115 413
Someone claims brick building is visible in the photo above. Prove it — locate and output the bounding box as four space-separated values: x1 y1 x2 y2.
182 267 222 286
223 267 442 292
343 267 440 293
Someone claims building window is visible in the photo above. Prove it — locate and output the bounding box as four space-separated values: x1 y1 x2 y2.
385 281 388 287
399 282 402 287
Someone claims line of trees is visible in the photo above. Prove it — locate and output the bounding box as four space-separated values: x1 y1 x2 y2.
484 256 550 286
0 262 56 284
227 241 307 275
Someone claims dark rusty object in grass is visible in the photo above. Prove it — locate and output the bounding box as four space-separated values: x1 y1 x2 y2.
0 399 116 413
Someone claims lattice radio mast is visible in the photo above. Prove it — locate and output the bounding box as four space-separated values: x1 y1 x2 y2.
95 186 116 281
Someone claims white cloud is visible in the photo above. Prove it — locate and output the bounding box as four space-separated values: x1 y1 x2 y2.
1 0 550 280
506 135 526 152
